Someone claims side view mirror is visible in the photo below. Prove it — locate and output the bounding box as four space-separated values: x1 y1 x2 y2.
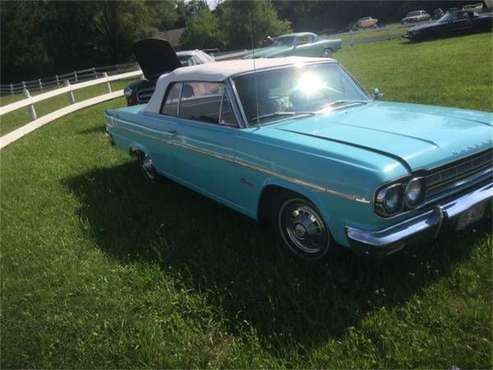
372 88 384 99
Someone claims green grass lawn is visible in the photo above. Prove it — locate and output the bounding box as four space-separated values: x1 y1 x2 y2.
336 32 493 112
0 79 137 136
1 33 492 368
326 23 407 43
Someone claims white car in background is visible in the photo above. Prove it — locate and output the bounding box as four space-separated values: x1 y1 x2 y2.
178 49 215 66
124 39 215 106
401 10 432 24
356 16 378 29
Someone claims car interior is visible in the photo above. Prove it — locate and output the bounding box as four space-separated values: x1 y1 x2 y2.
160 82 238 126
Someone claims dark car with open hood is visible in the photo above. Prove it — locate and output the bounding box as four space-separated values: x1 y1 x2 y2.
124 38 214 106
405 8 493 41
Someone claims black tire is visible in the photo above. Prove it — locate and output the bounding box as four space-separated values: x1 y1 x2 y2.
275 192 331 260
137 151 162 182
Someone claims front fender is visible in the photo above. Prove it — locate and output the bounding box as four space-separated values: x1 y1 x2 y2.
258 175 383 248
260 177 327 214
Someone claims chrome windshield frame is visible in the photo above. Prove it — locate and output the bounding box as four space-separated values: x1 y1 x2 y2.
229 61 371 128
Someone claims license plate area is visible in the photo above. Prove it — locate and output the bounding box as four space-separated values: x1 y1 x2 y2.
456 202 486 231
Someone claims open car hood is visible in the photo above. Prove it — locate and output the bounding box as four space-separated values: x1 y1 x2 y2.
133 38 182 81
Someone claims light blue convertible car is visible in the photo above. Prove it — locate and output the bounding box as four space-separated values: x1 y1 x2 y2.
242 32 342 59
105 57 492 260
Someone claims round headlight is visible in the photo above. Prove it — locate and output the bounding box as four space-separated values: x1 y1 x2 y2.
124 87 133 97
404 177 425 208
376 183 403 216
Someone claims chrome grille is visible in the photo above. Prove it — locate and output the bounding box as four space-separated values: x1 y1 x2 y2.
426 149 493 198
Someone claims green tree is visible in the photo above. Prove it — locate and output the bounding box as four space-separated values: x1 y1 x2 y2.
216 0 291 49
1 0 180 83
180 8 224 49
146 0 179 31
1 1 50 82
41 2 104 72
92 0 162 64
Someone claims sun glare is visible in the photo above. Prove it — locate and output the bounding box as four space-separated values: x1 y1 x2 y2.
296 72 326 97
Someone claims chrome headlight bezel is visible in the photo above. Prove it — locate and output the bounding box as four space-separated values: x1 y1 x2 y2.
375 175 427 217
375 183 404 217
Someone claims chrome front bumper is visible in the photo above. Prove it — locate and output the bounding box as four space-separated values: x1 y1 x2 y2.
346 182 493 256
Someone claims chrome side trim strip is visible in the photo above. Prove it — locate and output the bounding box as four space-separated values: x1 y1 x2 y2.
112 120 370 204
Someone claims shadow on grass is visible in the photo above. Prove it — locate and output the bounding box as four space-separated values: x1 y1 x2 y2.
64 162 491 353
79 126 107 135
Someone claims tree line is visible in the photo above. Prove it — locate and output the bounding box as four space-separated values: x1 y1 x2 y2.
1 0 482 83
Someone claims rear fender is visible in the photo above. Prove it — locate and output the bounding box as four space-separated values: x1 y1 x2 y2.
128 142 149 158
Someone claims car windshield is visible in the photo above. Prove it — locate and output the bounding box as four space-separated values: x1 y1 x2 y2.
407 11 422 16
272 36 295 47
438 12 455 22
233 63 369 126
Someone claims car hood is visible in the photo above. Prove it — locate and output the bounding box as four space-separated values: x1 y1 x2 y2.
133 38 182 80
270 101 493 171
409 21 444 31
243 45 293 59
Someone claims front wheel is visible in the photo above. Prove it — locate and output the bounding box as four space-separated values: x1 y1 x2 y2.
277 196 331 260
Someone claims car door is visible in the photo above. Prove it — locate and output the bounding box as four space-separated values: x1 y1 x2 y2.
172 81 243 204
139 82 180 177
451 11 472 34
292 35 317 57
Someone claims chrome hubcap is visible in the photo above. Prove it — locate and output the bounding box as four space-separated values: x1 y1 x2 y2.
141 155 156 180
280 200 328 254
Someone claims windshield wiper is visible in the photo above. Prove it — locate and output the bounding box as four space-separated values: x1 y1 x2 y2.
325 99 368 107
252 111 315 124
323 100 369 109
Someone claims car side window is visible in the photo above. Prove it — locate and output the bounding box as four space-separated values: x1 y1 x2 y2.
220 93 238 127
192 55 202 65
456 11 466 19
296 35 311 46
160 83 182 116
179 82 223 124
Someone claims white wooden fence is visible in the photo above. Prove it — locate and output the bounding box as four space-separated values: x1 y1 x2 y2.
0 62 138 96
0 70 143 150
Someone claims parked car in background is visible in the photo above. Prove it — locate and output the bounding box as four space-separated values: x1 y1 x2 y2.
406 9 493 41
177 49 215 66
106 54 493 260
463 2 483 13
356 16 378 28
432 8 445 20
124 38 215 106
243 32 342 59
401 10 431 24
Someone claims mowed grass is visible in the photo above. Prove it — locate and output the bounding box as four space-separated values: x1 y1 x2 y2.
327 23 407 43
1 33 492 368
0 79 138 136
336 32 493 112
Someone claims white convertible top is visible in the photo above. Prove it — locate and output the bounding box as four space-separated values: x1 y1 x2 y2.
145 56 332 113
